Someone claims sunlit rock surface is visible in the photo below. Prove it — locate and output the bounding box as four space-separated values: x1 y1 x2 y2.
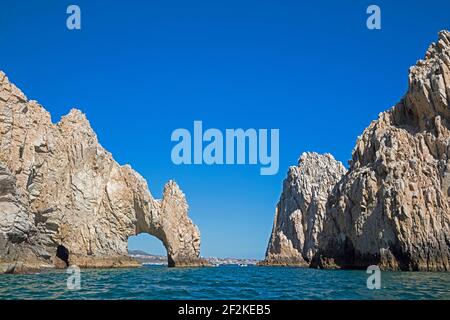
0 71 205 273
264 31 450 271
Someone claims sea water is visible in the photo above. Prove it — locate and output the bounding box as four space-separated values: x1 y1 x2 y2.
0 265 449 300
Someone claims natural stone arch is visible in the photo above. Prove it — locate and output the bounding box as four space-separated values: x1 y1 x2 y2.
47 124 204 268
131 182 202 267
56 170 203 268
0 71 204 272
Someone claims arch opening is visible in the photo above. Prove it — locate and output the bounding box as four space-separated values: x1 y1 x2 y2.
128 233 168 266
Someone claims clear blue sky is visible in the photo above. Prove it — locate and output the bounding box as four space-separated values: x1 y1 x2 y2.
1 1 449 259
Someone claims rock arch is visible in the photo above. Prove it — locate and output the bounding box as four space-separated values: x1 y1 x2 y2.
0 71 205 272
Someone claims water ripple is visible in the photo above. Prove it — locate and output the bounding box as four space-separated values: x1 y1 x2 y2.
0 266 449 300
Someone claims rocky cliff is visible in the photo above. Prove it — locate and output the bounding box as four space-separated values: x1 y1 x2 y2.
264 31 450 271
0 71 204 273
263 153 346 266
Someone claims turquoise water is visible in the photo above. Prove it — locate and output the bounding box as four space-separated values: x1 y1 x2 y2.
0 265 449 300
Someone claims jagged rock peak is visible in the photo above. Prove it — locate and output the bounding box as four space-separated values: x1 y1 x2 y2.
398 30 450 130
262 152 346 266
298 152 346 171
60 108 89 124
0 71 27 103
418 30 450 65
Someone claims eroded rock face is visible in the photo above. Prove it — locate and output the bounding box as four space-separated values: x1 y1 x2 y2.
265 31 450 271
0 163 52 273
0 71 204 272
262 153 346 266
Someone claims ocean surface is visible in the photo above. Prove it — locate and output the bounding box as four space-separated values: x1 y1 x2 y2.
0 265 449 300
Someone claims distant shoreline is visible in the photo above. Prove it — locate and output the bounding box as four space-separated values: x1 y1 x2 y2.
128 250 259 266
